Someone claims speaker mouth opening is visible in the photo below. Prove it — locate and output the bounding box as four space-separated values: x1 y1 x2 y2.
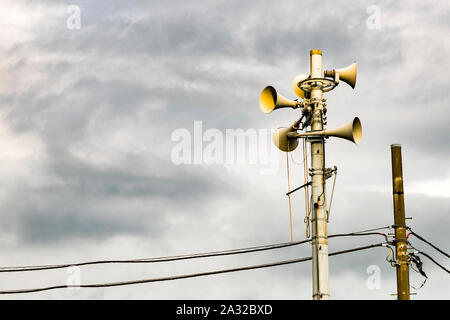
259 86 277 114
272 127 299 152
352 117 362 145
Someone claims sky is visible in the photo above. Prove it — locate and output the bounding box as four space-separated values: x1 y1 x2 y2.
0 0 449 299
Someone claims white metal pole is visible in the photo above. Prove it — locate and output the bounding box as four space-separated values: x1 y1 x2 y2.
309 49 330 300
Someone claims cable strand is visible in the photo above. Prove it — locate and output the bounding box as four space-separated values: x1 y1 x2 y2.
0 240 311 273
417 251 450 275
0 230 392 273
409 231 450 259
0 242 387 295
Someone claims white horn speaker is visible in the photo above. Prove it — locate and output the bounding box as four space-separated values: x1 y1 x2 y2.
272 126 299 152
293 117 362 144
292 73 309 99
324 117 362 144
324 62 357 89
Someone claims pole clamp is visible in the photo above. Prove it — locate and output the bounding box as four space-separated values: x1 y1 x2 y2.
391 224 408 229
391 239 409 244
312 293 330 299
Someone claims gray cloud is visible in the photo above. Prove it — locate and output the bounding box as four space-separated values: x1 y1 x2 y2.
0 0 448 299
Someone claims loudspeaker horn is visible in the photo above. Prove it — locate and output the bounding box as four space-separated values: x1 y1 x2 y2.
292 117 362 144
272 126 299 152
292 73 309 99
324 62 357 89
259 86 298 114
324 117 362 144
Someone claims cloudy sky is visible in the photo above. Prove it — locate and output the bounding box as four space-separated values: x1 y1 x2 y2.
0 0 449 299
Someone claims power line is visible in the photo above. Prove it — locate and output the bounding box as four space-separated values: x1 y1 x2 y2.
0 242 387 295
352 226 392 234
0 240 310 273
0 230 390 273
329 232 389 243
417 251 450 275
408 231 450 259
408 252 427 290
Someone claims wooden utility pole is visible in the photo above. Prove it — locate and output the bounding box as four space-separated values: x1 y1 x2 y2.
391 144 410 300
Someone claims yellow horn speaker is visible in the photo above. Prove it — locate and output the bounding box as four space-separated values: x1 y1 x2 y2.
292 73 309 99
259 86 298 114
325 62 357 89
324 117 362 144
272 126 299 152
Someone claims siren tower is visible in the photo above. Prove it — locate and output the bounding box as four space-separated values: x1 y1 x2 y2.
259 49 360 300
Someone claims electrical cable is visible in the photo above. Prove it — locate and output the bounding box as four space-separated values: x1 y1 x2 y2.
0 240 311 273
408 253 427 290
328 232 390 243
408 231 450 259
352 226 392 234
286 150 294 243
326 167 337 222
385 245 395 267
410 269 427 290
0 230 391 273
0 242 387 295
417 251 450 275
302 138 310 238
290 116 308 165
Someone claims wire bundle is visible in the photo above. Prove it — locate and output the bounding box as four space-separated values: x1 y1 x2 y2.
0 227 447 295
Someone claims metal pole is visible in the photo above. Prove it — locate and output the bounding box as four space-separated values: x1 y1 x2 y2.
390 144 410 300
309 49 330 300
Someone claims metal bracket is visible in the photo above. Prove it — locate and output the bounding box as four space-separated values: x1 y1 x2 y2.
298 78 337 93
309 167 336 179
391 224 408 229
286 181 312 196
